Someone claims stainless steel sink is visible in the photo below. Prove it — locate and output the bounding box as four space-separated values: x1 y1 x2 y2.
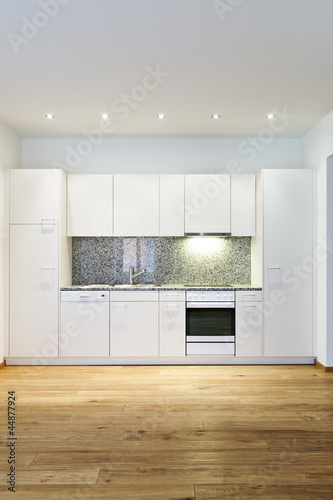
79 284 112 288
113 284 158 288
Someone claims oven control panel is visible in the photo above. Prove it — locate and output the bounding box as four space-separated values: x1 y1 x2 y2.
186 290 235 302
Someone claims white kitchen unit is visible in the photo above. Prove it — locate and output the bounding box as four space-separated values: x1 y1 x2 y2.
252 169 313 357
60 291 109 356
159 291 185 356
236 291 262 356
159 175 184 236
110 291 159 356
8 169 71 359
184 174 230 234
231 175 256 236
10 168 61 224
67 174 113 236
10 225 59 357
113 175 159 236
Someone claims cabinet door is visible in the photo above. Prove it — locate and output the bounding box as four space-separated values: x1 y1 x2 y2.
10 225 59 358
60 301 109 356
231 175 255 236
67 174 113 236
10 169 60 224
160 175 184 236
184 174 230 234
114 175 159 236
159 301 185 356
110 301 158 356
236 302 262 356
262 170 313 357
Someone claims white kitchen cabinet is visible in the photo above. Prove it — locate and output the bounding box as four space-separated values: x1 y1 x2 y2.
184 174 230 234
114 175 159 236
160 175 184 236
231 175 256 236
10 224 59 357
60 291 110 357
236 291 262 356
252 169 313 357
10 169 60 224
110 291 159 356
8 169 71 361
67 174 113 236
159 291 185 356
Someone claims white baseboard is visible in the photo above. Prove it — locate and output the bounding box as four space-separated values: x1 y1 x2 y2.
5 356 316 366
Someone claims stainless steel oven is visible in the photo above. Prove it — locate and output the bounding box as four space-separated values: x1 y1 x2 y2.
186 290 235 356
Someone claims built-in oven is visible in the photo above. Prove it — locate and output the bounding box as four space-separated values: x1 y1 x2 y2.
186 290 235 356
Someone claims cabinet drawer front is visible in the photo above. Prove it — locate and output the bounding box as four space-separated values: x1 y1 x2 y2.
236 291 262 302
186 343 235 356
110 291 159 302
159 291 185 302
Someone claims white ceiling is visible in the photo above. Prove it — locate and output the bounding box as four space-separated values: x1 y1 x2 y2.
1 0 333 138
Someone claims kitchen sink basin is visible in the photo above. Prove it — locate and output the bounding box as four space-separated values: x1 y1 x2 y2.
79 284 112 288
113 284 158 288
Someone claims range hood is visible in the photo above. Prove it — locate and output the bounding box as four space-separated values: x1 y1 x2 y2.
184 232 231 237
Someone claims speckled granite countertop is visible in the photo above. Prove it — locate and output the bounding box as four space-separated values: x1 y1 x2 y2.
61 284 262 291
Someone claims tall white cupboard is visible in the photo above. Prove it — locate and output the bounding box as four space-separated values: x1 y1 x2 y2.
9 169 71 359
252 169 313 357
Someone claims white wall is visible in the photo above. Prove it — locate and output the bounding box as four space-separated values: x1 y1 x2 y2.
22 137 301 174
0 121 22 361
301 110 333 367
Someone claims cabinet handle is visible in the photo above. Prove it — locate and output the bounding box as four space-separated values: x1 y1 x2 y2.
243 294 255 296
41 267 55 271
268 267 281 269
165 304 179 307
243 305 256 308
41 218 55 225
113 304 127 307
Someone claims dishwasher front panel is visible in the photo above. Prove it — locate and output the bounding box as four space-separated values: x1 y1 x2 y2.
60 291 109 357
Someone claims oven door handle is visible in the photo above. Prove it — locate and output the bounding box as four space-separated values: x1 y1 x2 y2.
186 301 235 308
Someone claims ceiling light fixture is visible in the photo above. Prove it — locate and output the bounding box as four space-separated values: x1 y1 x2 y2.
266 113 276 119
157 114 166 119
211 114 221 119
101 113 110 120
45 113 54 119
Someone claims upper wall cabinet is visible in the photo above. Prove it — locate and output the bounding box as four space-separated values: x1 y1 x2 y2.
231 175 256 236
114 175 159 236
10 169 60 224
160 175 184 236
67 175 113 237
184 174 230 234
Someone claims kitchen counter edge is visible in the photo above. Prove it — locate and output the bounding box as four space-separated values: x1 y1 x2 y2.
61 285 262 291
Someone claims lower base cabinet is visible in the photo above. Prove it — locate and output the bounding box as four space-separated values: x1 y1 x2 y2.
236 291 262 357
159 291 185 356
110 291 159 356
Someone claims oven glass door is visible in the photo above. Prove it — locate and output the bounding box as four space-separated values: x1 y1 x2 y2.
186 305 235 341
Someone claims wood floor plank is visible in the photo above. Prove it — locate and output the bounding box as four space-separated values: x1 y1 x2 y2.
0 469 99 485
0 483 195 500
97 464 333 485
195 483 333 499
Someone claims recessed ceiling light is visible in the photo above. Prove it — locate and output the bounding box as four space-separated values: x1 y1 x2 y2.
101 113 110 120
157 114 166 119
266 113 276 119
45 113 54 119
211 114 221 119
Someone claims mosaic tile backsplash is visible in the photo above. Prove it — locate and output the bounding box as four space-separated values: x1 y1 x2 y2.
72 237 251 286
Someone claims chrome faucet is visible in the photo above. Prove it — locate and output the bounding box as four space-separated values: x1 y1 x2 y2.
129 267 146 285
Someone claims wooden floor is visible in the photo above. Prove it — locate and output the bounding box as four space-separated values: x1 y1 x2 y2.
1 364 333 499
